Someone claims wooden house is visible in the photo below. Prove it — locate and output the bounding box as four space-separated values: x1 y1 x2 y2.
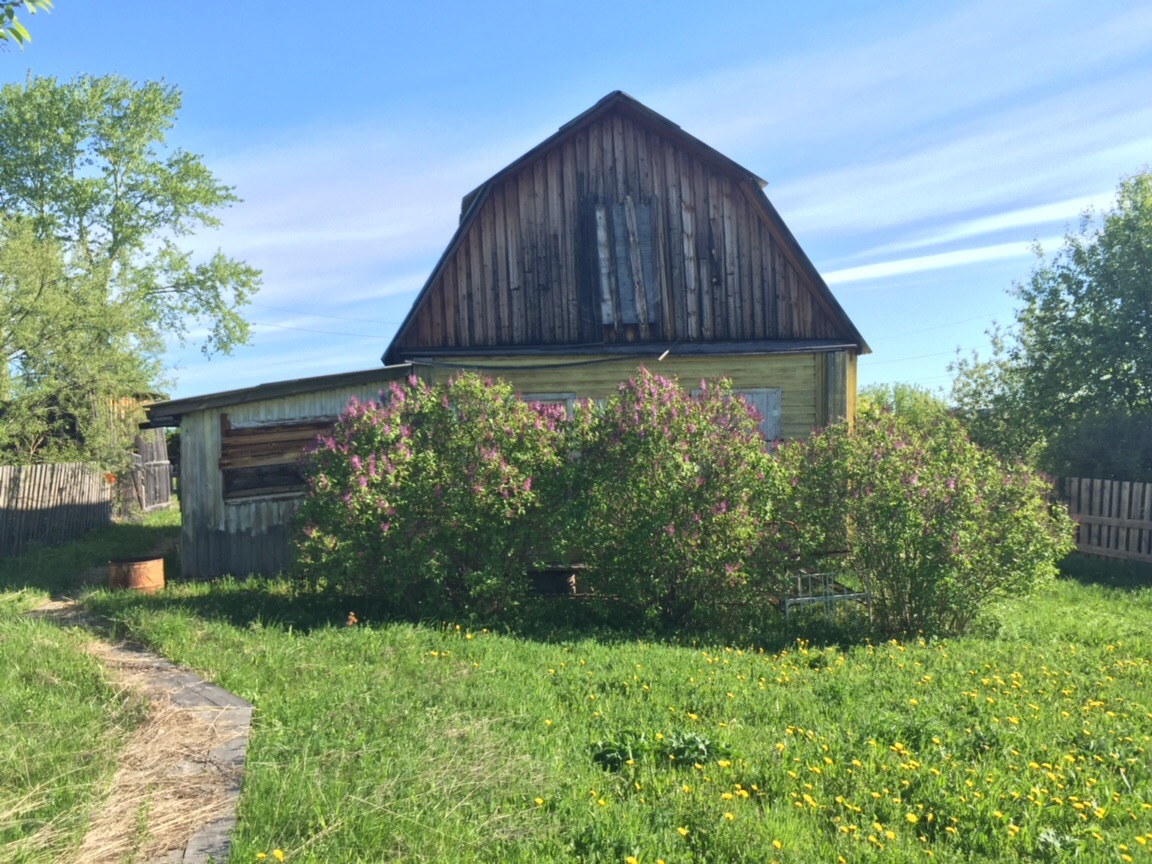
383 91 869 438
143 366 410 578
144 92 867 579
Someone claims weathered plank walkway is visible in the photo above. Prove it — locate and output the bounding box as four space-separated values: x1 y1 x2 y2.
30 600 253 864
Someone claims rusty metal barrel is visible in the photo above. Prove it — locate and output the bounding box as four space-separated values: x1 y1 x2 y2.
108 556 165 593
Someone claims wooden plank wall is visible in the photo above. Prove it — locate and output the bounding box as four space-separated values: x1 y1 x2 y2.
177 372 409 579
219 417 335 500
120 429 172 514
423 352 824 439
1062 477 1152 563
0 463 114 556
397 110 846 352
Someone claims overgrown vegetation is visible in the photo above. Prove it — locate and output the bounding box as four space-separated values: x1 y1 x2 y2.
0 600 138 863
81 560 1152 864
296 370 1072 638
294 374 564 618
0 508 176 863
562 372 801 630
782 402 1075 634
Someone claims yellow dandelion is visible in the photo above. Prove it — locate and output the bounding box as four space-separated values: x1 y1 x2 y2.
256 856 266 861
906 813 919 824
534 797 544 806
272 852 285 863
773 840 782 850
626 857 638 864
721 792 733 800
723 812 734 821
677 827 689 837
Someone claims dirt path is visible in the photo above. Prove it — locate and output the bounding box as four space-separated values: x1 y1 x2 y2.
30 600 253 864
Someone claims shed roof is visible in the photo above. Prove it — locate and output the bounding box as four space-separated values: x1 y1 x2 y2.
142 364 412 427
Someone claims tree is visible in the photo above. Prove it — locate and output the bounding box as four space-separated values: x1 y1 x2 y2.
951 172 1152 475
858 382 950 426
0 74 260 465
0 1 50 49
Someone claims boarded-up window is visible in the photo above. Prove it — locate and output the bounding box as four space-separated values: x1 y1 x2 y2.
219 415 335 501
735 388 782 441
692 387 782 441
593 195 660 331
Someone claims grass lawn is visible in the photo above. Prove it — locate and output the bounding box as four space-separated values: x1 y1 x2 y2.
79 554 1152 864
0 508 180 863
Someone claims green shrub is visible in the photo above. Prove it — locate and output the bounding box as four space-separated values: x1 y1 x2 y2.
785 405 1075 635
565 368 797 629
293 373 563 618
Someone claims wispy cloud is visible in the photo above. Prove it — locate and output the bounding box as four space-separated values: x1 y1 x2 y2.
823 236 1062 285
159 0 1152 398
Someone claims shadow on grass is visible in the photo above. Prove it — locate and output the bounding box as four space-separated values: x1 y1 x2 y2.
0 511 181 598
84 571 879 656
1058 552 1152 591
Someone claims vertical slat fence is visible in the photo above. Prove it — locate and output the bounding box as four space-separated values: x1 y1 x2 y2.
121 429 172 514
0 463 116 557
1061 477 1152 564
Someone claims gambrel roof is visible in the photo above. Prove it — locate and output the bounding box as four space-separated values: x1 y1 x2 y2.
383 91 867 365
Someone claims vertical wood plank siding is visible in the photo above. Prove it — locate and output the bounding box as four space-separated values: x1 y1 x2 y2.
395 112 847 353
0 463 115 556
178 377 407 579
1062 477 1152 564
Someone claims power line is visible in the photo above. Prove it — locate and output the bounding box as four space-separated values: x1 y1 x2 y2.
863 349 962 366
868 311 1009 341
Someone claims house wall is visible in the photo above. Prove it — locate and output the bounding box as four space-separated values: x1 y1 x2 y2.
418 349 855 439
395 110 853 353
178 380 404 579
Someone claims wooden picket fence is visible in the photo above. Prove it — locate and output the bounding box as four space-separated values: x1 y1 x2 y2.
0 462 116 556
1061 477 1152 564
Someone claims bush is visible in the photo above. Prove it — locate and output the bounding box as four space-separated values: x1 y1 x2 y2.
565 368 797 629
293 373 563 618
785 405 1075 635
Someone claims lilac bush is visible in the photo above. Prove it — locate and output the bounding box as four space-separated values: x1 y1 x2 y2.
564 367 800 628
782 405 1076 635
293 373 564 617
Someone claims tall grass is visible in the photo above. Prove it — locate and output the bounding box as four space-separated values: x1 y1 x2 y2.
0 601 141 863
0 506 178 862
83 555 1152 863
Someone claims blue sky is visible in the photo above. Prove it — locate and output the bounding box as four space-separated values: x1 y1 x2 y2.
7 1 1151 400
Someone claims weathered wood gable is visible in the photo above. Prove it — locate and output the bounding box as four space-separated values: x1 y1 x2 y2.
384 91 866 362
